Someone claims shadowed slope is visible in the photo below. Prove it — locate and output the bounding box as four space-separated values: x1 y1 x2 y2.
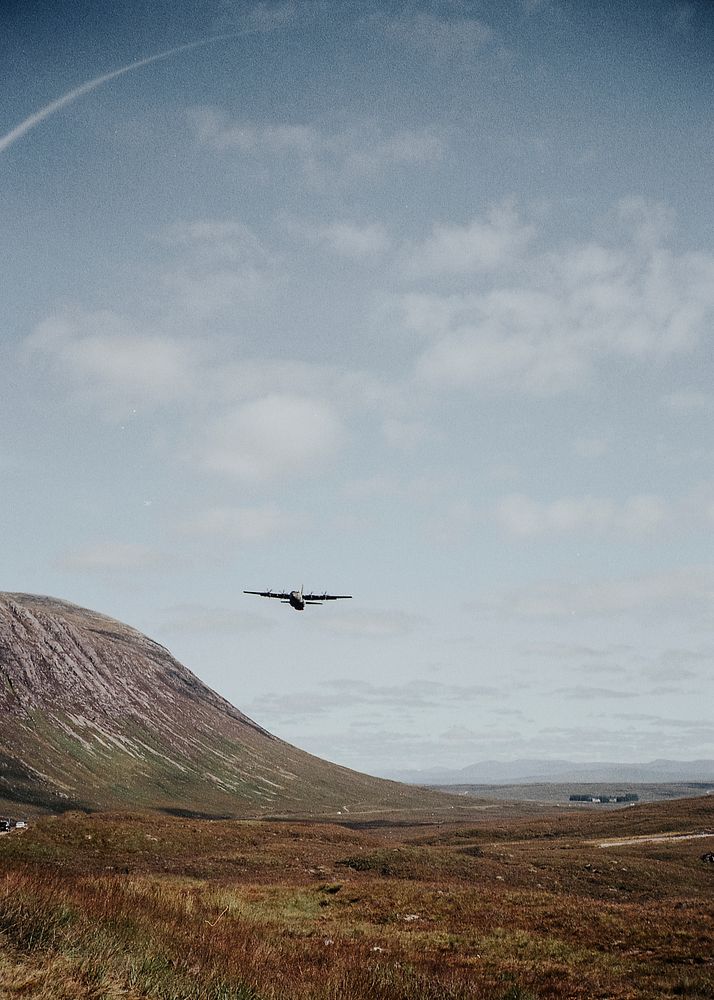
0 593 443 817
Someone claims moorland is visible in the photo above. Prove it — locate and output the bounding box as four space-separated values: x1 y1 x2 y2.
0 795 711 1000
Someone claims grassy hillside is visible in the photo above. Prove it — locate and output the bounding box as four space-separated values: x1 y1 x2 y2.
0 593 454 817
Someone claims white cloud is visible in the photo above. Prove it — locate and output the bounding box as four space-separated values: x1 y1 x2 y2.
249 676 501 722
473 566 713 622
384 11 494 56
158 219 271 265
309 220 390 260
188 108 443 180
189 112 317 155
23 297 395 488
556 685 640 700
614 196 676 248
206 360 396 420
396 199 714 395
495 493 669 537
213 1 296 35
199 393 343 482
57 542 167 572
206 359 333 406
25 312 198 407
156 217 274 321
521 641 634 661
353 130 443 172
341 472 452 504
161 267 268 321
415 316 586 394
25 222 276 411
181 504 301 543
317 610 421 638
641 647 713 682
387 292 467 340
159 603 273 634
663 389 714 414
403 201 534 277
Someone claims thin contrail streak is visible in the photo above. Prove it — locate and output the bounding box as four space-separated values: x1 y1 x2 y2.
0 34 239 154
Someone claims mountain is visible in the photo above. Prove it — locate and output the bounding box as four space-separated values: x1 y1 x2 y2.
0 593 445 817
386 758 714 786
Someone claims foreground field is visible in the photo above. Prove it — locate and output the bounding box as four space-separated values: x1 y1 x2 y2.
0 797 712 999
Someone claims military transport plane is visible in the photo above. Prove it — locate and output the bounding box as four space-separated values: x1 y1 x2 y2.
244 586 352 611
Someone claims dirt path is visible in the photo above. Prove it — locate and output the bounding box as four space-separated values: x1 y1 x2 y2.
595 831 714 848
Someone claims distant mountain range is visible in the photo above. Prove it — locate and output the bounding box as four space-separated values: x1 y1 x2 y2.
385 758 714 786
0 593 448 817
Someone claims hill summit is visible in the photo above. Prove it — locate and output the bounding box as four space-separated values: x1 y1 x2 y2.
0 593 432 817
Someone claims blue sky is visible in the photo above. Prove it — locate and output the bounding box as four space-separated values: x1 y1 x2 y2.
2 0 712 775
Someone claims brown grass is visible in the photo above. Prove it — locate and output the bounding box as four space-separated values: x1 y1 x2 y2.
0 797 711 999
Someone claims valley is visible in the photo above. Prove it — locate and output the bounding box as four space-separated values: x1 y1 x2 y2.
0 796 711 1000
1 594 711 998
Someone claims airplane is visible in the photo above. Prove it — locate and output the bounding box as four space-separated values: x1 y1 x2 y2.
243 586 352 611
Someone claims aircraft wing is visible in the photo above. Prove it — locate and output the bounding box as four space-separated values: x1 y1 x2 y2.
244 590 291 600
303 593 352 601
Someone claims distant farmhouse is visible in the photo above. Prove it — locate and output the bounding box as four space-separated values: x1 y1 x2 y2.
569 793 639 803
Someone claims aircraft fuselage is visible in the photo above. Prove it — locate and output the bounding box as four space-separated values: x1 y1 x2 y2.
289 590 305 611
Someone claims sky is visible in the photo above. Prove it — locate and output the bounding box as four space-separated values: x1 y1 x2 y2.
2 0 712 777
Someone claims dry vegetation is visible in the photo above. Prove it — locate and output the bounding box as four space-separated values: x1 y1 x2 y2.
0 797 712 999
